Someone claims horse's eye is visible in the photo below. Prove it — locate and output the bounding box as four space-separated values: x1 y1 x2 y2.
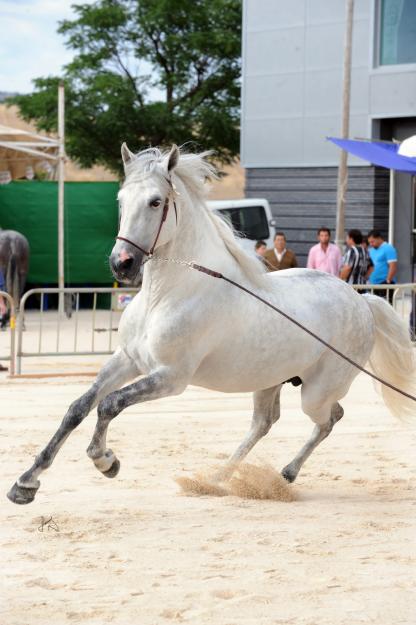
150 199 162 208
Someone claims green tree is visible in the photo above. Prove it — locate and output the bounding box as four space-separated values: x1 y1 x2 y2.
10 0 241 175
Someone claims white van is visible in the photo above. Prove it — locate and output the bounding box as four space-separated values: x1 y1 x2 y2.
207 198 276 256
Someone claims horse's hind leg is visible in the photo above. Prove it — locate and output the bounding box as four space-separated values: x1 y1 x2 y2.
7 349 138 505
216 384 282 481
281 401 344 483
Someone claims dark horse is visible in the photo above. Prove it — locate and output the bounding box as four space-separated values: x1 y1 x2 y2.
0 230 30 319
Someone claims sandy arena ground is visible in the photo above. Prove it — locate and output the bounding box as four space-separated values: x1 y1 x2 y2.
0 334 415 624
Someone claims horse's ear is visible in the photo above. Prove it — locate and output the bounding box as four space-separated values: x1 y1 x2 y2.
121 142 135 167
166 144 179 173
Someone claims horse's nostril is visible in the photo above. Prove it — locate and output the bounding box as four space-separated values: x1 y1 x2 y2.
119 257 134 272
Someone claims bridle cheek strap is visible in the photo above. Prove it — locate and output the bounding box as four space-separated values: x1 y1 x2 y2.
116 196 177 257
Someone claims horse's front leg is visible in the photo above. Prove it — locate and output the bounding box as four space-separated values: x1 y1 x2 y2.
87 367 186 477
7 349 138 505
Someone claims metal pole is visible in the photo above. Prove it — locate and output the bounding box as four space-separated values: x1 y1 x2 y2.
335 0 354 252
388 167 395 244
58 83 65 314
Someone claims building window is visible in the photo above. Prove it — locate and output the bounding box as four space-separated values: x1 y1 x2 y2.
379 0 416 65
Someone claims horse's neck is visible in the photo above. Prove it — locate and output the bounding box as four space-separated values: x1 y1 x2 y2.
143 192 237 298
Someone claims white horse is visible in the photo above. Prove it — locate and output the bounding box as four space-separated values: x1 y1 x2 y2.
8 144 416 505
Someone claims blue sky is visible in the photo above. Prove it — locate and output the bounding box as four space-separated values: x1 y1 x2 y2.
0 0 96 93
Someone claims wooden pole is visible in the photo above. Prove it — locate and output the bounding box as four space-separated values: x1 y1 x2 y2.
335 0 354 251
58 83 65 314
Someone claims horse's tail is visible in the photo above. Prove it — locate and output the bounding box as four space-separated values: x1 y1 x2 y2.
365 294 416 420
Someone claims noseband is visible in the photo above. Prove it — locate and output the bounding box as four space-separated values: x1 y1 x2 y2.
116 179 178 257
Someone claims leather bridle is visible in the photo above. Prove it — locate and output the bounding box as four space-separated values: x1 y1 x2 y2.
116 179 178 257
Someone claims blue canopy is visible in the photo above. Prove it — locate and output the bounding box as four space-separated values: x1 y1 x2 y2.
328 137 416 174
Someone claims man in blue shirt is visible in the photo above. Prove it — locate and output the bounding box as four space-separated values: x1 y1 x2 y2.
0 269 7 333
367 230 398 302
0 270 6 311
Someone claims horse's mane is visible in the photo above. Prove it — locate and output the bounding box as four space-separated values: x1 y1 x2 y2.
125 147 267 286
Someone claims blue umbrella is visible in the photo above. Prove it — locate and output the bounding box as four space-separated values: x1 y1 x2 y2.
328 136 416 247
328 136 416 174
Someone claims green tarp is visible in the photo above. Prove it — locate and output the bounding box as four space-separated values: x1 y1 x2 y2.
0 181 119 284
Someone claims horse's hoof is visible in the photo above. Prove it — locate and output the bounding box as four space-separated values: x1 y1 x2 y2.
281 467 296 484
7 481 39 505
102 458 120 478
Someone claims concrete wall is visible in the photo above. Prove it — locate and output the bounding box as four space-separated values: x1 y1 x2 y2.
242 0 416 169
242 0 416 280
241 0 372 168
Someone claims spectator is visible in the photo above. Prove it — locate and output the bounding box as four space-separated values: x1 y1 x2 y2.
362 235 370 251
264 232 298 271
254 240 267 262
367 230 398 301
339 229 371 284
307 227 342 275
0 269 7 317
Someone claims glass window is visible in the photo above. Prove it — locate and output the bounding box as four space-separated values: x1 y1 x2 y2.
218 205 269 240
380 0 416 65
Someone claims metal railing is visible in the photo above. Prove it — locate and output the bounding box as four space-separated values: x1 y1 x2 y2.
12 282 416 375
16 287 139 374
352 283 416 338
0 290 16 375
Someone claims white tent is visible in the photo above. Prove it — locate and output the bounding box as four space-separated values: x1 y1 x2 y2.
0 86 65 297
0 124 59 183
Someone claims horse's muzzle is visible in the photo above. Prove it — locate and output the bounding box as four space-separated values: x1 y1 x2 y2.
110 250 144 284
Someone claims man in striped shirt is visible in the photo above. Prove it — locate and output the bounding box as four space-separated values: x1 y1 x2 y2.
339 229 371 284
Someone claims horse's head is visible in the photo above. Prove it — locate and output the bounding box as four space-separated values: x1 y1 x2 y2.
110 143 180 284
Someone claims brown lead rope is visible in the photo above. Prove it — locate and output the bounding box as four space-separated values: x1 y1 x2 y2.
186 262 416 403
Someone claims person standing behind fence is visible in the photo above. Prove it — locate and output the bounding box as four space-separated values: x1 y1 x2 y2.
0 268 7 369
254 240 267 264
264 232 298 271
367 230 398 301
307 227 342 275
0 269 7 318
339 229 371 285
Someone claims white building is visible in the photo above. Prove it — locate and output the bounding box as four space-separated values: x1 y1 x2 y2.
241 0 416 280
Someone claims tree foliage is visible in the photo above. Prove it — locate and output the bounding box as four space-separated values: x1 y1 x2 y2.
11 0 241 175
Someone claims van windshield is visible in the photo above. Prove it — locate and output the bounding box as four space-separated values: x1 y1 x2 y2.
218 205 269 240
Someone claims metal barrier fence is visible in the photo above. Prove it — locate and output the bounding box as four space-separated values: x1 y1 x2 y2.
0 291 16 375
16 287 139 375
352 283 416 338
12 283 416 375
